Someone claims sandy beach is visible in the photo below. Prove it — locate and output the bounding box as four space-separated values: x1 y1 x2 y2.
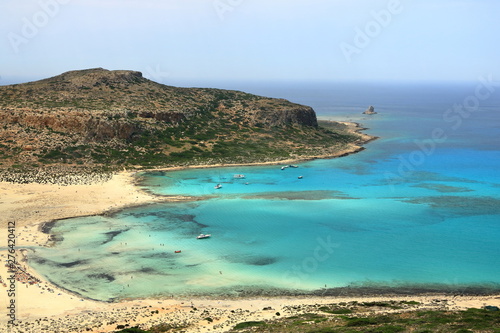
1 125 499 332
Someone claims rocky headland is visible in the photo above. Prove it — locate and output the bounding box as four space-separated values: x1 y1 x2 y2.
0 68 371 183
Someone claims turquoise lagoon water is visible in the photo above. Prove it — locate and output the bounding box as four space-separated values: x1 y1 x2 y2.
29 82 500 301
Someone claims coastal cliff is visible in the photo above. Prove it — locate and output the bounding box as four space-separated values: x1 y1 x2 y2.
0 68 317 135
0 68 368 181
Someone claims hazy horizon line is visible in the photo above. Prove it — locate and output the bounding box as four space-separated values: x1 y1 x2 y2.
0 71 486 88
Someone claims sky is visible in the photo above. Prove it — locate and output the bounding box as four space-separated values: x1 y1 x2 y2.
1 0 499 85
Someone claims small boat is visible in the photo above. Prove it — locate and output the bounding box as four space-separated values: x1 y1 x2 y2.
197 234 211 239
281 166 288 170
233 174 246 179
214 184 222 189
298 176 303 179
289 165 299 168
174 250 182 253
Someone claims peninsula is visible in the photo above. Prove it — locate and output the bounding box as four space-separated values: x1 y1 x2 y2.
0 68 372 183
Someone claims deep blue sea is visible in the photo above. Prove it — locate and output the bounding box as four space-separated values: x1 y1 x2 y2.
30 81 500 301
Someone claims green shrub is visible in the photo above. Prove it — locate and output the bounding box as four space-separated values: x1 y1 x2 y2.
233 321 266 330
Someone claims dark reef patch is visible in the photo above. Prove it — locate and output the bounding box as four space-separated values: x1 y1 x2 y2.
30 256 87 268
31 257 47 265
138 267 161 274
50 234 64 243
58 260 89 268
412 183 473 193
221 254 279 266
247 257 278 266
121 207 208 230
241 190 354 201
88 273 115 282
403 195 500 216
380 171 481 187
139 252 174 259
177 214 197 222
40 220 58 234
101 229 128 245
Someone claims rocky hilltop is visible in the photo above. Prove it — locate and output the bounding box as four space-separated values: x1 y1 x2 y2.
0 68 368 182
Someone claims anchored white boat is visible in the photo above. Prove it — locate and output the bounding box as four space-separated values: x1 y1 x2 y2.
233 174 246 179
196 234 211 239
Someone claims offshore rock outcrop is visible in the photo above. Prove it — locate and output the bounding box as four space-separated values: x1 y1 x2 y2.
363 105 377 115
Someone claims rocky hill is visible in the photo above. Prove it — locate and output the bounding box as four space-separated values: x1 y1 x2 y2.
0 68 368 182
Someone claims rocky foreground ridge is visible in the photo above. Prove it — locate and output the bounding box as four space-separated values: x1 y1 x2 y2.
0 68 367 182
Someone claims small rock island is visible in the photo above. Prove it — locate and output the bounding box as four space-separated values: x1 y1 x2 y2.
363 105 377 115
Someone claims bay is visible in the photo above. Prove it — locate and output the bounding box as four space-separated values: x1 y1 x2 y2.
30 81 500 301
